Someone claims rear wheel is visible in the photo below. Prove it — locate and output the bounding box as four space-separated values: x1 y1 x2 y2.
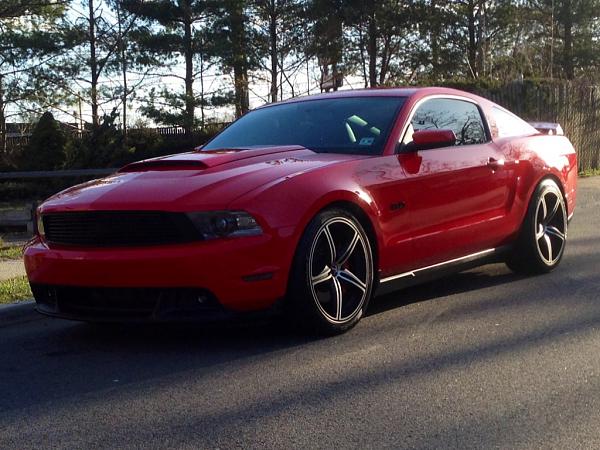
288 209 374 335
506 179 567 274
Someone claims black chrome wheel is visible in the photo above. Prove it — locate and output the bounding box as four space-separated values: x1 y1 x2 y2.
507 179 568 274
534 188 567 266
288 209 374 334
309 217 371 324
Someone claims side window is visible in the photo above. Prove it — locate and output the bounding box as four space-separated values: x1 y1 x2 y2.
402 98 487 148
491 106 538 138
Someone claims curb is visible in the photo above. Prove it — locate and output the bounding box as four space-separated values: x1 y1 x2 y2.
0 299 40 325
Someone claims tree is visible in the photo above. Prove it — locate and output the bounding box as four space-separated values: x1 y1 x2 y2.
0 0 67 153
123 0 215 132
20 111 66 169
345 0 415 87
210 0 260 117
414 0 466 81
528 0 600 79
306 0 344 92
50 0 144 130
407 1 523 81
251 0 306 103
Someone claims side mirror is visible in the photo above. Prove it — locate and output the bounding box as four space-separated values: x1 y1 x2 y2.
412 129 456 151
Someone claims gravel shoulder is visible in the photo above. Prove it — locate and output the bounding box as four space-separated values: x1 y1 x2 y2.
0 260 26 282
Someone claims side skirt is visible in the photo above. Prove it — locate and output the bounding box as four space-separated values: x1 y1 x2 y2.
375 246 510 297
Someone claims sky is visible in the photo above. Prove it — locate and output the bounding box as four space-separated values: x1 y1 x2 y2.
37 0 365 129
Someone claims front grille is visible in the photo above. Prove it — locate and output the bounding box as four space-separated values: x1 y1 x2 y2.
32 285 224 320
43 211 200 247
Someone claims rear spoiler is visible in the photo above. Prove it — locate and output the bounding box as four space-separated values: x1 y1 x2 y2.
528 122 564 136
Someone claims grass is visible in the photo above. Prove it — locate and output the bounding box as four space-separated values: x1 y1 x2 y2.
579 168 600 178
0 235 24 260
0 276 32 304
0 244 23 260
0 202 28 212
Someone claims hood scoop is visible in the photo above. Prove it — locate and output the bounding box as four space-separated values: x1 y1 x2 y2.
119 145 306 173
119 159 208 172
119 145 310 173
192 145 308 167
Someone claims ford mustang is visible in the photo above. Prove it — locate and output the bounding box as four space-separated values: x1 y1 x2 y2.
24 87 577 334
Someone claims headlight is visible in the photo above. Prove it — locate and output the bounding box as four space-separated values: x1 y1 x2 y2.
186 211 262 239
36 211 45 237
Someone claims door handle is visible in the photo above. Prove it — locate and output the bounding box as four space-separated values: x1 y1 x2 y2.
487 157 505 169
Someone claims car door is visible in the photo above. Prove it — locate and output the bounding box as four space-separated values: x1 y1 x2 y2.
397 96 515 267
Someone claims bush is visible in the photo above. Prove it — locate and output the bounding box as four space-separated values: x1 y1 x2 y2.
64 114 131 169
19 112 66 170
0 177 98 202
123 128 165 162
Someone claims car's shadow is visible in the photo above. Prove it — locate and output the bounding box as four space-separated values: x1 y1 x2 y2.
368 263 524 317
0 258 580 416
74 264 520 343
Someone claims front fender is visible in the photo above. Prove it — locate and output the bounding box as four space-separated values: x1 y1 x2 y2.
229 166 386 282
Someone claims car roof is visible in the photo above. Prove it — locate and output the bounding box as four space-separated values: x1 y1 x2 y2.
256 86 491 108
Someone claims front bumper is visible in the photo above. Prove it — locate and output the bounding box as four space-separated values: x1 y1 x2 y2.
31 284 284 323
24 231 295 320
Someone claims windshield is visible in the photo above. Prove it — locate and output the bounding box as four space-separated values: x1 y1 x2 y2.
203 96 405 155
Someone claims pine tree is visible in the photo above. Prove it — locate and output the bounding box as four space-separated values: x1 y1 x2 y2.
345 0 415 87
209 0 261 117
20 111 66 170
251 0 306 103
122 0 214 133
0 0 67 153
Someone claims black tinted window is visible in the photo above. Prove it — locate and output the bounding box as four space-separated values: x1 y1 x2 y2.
402 98 487 147
203 97 405 155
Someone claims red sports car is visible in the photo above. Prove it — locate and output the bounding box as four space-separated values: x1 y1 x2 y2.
24 87 577 334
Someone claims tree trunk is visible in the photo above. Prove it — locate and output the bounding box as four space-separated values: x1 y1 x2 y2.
269 0 278 103
230 1 249 117
116 2 128 138
476 0 486 77
0 75 5 155
200 44 205 129
467 0 478 78
183 0 195 134
89 0 99 127
430 0 440 80
562 0 574 79
379 35 391 85
321 63 329 92
357 26 368 87
332 62 339 92
367 14 378 87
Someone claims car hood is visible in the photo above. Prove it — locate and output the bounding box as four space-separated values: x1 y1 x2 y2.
41 146 362 213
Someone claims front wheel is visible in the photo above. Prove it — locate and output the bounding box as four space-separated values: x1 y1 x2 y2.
506 179 568 274
287 209 374 335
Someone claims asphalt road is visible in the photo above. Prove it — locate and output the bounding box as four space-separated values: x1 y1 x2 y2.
1 177 600 449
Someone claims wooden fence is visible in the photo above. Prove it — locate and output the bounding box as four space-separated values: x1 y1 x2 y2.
464 81 600 171
5 124 229 151
0 168 116 180
0 203 36 233
3 84 600 170
0 169 117 232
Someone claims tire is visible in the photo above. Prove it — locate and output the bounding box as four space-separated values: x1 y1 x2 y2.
287 208 374 335
506 179 568 274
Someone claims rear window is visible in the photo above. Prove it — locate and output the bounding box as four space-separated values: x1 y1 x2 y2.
492 107 538 138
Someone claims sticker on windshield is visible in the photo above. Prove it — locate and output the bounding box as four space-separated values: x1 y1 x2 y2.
359 137 375 146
